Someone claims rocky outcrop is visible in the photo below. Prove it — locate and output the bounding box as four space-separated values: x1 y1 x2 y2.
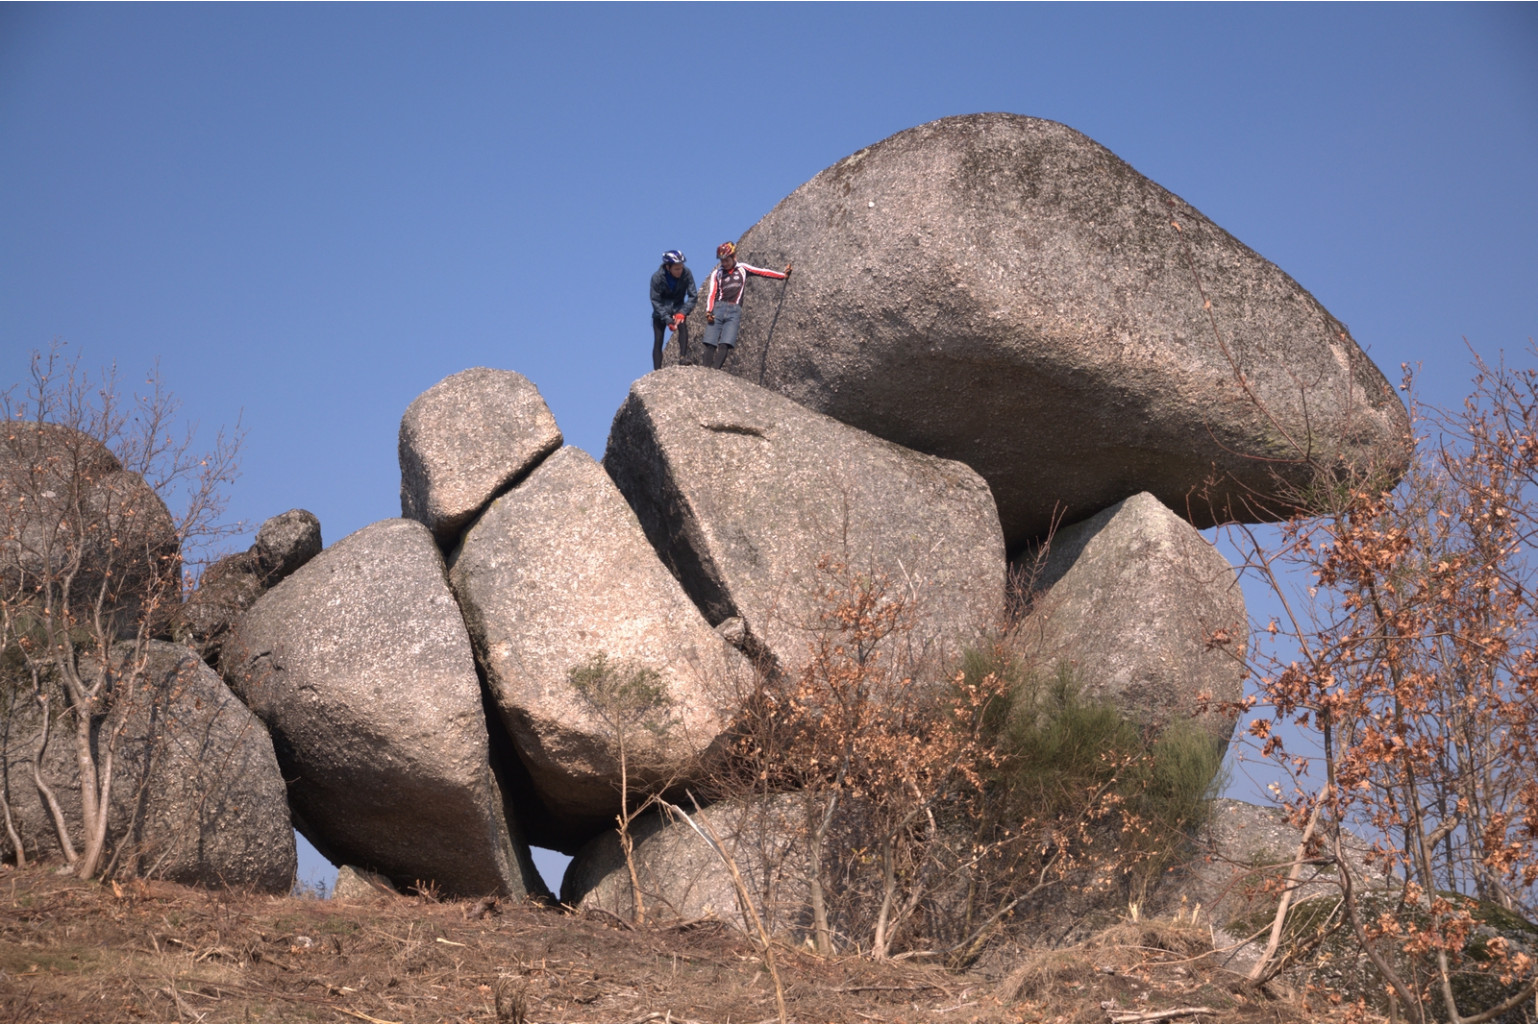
684 113 1410 547
1015 492 1246 748
605 368 1006 679
173 508 322 670
449 446 751 851
399 367 562 544
0 641 295 891
227 518 541 898
0 422 180 638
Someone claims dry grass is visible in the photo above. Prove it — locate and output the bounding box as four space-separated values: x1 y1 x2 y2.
0 864 1361 1023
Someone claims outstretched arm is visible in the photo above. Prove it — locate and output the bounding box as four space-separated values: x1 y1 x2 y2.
740 262 792 281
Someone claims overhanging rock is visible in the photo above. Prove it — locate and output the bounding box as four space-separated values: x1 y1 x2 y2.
685 113 1411 548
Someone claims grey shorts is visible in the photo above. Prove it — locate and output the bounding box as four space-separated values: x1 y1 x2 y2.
702 302 743 348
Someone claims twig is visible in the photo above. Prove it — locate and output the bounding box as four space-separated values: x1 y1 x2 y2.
581 905 637 931
339 1009 404 1024
160 981 206 1023
1107 1008 1216 1023
660 796 789 1024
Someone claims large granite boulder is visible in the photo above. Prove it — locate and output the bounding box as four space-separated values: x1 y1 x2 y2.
1014 492 1246 748
0 422 180 638
604 368 1006 680
0 641 295 891
679 113 1410 548
399 367 563 545
227 518 541 898
173 508 322 671
448 446 751 851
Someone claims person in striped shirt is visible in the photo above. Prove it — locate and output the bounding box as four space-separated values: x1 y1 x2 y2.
701 241 793 369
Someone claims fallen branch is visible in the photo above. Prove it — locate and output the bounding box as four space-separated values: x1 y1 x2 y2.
835 983 946 994
621 1013 708 1024
339 1009 404 1024
1107 1008 1216 1023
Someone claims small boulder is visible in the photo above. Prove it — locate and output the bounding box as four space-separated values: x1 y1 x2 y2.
563 794 815 938
605 367 1006 680
449 446 751 850
697 113 1410 547
1015 492 1246 749
398 367 563 544
332 865 399 903
1166 799 1382 931
254 508 322 583
172 549 267 668
1155 799 1388 977
173 509 322 671
227 518 542 899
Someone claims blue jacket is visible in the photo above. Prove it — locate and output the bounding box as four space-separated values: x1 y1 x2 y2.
650 265 698 322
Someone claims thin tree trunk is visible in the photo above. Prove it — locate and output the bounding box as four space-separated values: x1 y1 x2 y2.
616 742 645 926
29 697 77 864
1247 800 1323 983
873 842 896 957
0 790 25 867
808 788 842 956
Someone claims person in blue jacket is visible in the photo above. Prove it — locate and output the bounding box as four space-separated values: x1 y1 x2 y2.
650 250 697 370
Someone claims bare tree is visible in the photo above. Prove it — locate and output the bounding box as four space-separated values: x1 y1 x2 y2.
568 651 679 925
1 343 241 879
1227 350 1538 1021
723 556 1019 957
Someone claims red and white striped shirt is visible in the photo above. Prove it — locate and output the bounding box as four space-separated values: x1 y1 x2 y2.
705 262 788 313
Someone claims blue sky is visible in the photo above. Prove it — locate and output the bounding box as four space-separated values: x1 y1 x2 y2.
4 4 1535 893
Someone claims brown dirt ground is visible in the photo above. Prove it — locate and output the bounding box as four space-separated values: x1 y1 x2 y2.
0 864 1363 1024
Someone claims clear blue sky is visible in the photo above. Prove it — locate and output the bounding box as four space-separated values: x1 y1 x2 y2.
4 4 1535 893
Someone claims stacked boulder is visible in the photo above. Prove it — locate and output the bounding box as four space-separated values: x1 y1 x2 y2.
1012 492 1248 747
398 365 563 545
225 365 1008 892
604 367 1006 681
6 115 1413 935
448 444 752 849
